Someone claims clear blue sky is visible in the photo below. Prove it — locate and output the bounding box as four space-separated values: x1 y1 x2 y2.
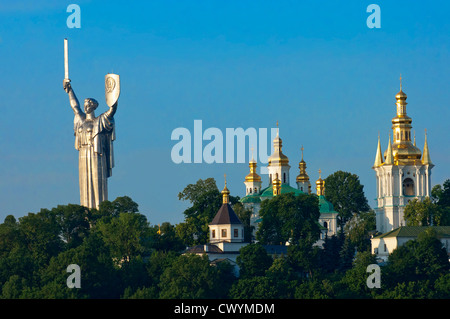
0 1 449 225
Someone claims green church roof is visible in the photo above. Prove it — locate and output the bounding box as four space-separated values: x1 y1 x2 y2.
240 193 262 203
318 195 339 214
260 184 306 198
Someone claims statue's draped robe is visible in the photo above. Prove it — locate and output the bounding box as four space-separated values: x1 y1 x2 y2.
74 112 115 209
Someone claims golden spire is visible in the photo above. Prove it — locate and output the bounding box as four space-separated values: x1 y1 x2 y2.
245 147 261 183
373 134 384 167
296 145 310 183
316 169 325 196
385 134 394 165
422 129 432 165
222 174 230 204
268 121 289 167
272 173 281 196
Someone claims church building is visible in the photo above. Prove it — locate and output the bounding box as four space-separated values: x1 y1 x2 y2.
372 81 434 234
239 125 339 243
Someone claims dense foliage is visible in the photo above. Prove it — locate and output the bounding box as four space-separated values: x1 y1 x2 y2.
0 178 449 299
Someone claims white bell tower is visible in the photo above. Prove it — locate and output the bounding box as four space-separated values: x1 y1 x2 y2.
372 80 434 233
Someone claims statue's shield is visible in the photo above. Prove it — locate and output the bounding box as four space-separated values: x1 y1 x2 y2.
105 73 120 107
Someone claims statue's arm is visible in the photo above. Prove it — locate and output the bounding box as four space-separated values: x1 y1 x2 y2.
63 80 83 115
104 101 118 119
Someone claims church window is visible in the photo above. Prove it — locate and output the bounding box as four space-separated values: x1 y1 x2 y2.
222 229 227 237
384 244 387 252
254 187 257 193
234 229 239 238
249 188 252 193
283 173 286 183
403 178 415 196
212 230 215 238
323 221 328 229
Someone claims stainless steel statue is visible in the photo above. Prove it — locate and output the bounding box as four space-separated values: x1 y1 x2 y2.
62 38 120 209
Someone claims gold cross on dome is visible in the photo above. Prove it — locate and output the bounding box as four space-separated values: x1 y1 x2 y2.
318 169 322 178
399 73 403 90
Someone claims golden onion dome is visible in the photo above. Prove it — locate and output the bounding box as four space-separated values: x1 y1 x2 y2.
268 128 290 166
395 89 407 99
296 146 309 182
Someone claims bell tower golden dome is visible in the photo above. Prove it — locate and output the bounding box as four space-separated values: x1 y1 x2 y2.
385 75 422 165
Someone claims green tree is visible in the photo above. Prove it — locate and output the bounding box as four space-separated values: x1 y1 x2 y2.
93 196 140 223
159 254 231 299
236 243 273 278
150 222 185 252
339 251 378 298
287 241 320 278
432 179 450 208
17 209 64 268
294 278 334 299
344 210 376 252
96 212 151 264
378 280 436 299
317 233 345 273
178 178 239 245
145 250 180 296
404 197 441 226
256 193 321 245
37 232 120 299
52 204 90 249
265 257 298 298
229 276 279 299
324 171 370 231
431 179 450 225
383 228 450 288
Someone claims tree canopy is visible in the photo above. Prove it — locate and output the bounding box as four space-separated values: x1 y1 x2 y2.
324 171 370 230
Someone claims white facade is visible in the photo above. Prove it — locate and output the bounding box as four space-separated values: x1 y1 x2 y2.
374 163 433 233
209 223 244 244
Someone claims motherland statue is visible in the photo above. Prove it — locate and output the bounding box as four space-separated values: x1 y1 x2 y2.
62 38 120 209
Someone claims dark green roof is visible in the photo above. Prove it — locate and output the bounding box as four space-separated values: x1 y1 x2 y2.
373 226 450 239
318 195 339 214
239 193 262 203
260 184 306 198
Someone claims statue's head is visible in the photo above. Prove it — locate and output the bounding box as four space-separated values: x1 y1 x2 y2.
84 98 99 114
